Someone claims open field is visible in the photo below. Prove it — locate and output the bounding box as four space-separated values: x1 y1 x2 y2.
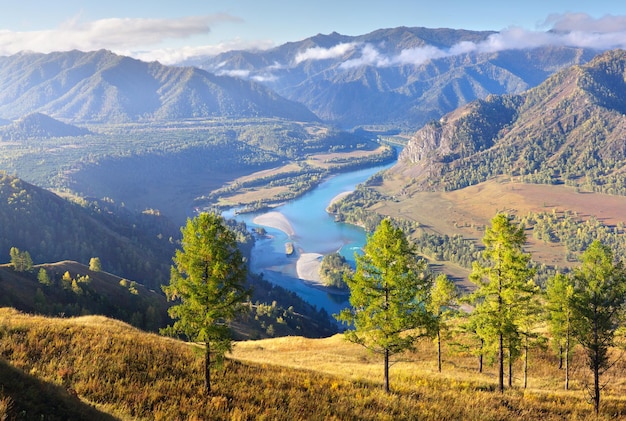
371 176 626 270
214 145 393 209
3 308 626 420
305 146 391 169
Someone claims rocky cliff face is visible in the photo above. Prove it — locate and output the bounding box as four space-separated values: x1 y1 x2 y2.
399 121 454 164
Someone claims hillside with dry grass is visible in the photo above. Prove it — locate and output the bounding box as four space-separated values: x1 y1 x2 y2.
1 308 626 420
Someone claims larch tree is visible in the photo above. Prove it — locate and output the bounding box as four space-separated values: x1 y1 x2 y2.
427 273 458 372
10 247 32 272
162 213 249 394
89 257 102 272
468 213 536 393
455 312 486 373
545 272 575 390
569 240 626 414
515 279 543 389
335 218 433 394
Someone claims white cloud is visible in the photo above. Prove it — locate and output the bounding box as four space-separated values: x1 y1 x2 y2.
132 39 275 65
332 14 626 70
0 14 242 57
546 13 626 34
391 45 448 65
340 43 390 68
294 42 357 64
251 74 278 83
216 69 251 78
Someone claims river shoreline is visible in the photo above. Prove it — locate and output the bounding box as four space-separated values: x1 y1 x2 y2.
252 212 327 287
252 212 295 236
235 159 397 313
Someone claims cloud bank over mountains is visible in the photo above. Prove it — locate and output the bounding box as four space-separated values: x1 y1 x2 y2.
1 13 626 66
297 14 626 71
0 14 270 64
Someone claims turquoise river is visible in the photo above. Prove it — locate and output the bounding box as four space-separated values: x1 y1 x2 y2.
226 160 395 316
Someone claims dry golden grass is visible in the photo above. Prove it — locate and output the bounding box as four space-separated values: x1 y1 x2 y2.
2 307 626 420
372 176 626 270
232 328 626 419
306 146 391 170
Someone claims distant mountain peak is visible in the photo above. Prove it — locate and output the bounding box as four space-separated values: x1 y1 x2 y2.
0 112 90 140
198 26 596 129
0 50 319 123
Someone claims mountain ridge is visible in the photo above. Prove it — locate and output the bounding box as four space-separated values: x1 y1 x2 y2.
198 27 596 129
393 49 626 193
0 112 91 139
0 49 319 123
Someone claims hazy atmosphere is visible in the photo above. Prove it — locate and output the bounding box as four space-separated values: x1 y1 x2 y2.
4 1 626 419
1 1 626 63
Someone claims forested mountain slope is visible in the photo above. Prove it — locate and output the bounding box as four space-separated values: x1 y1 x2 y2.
0 172 176 288
0 173 339 337
0 260 169 331
393 49 626 194
0 50 318 123
199 27 595 129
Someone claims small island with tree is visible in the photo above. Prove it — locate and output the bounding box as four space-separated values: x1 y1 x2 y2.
318 252 353 290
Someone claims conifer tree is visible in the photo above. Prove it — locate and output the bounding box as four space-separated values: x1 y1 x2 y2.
428 274 458 372
570 241 626 414
545 272 575 390
336 218 433 393
163 213 249 394
9 247 32 272
516 279 542 389
468 213 536 393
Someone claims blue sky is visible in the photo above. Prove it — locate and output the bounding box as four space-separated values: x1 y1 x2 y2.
1 0 626 64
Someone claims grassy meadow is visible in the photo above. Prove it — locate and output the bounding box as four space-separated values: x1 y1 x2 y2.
2 307 626 420
371 176 626 272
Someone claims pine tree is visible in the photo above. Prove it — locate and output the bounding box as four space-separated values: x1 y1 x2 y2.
336 218 433 393
162 213 249 394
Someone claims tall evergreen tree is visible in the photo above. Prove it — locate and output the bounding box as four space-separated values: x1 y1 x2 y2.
468 213 536 393
427 274 458 372
336 218 433 393
162 213 249 394
516 279 542 389
570 241 626 414
545 272 575 390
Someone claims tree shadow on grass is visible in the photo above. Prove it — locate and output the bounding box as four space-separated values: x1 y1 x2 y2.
0 358 118 421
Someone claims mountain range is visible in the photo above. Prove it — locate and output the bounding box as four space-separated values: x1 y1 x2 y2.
0 28 602 130
0 49 317 123
392 49 626 194
198 27 597 129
